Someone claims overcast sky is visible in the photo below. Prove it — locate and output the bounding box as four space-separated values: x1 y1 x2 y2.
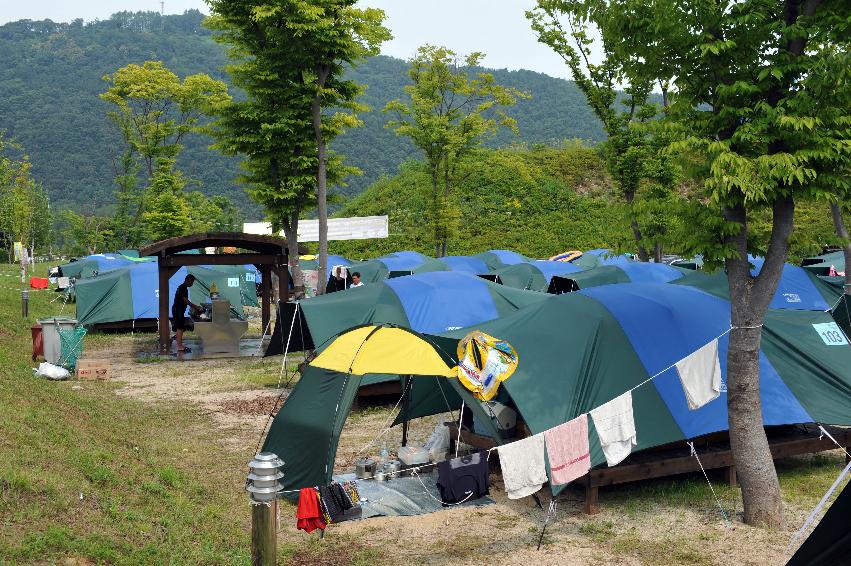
0 0 576 79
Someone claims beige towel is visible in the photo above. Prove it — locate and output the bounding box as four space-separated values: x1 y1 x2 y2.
497 433 547 499
675 338 722 410
590 391 636 466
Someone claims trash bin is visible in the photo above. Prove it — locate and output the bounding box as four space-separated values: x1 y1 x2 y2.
38 317 78 365
31 323 43 362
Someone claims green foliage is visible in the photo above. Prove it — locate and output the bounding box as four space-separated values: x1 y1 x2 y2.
529 1 680 261
0 137 51 258
332 144 631 258
385 45 527 256
59 210 114 256
0 11 606 213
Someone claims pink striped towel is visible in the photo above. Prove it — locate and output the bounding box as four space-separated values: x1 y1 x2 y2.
544 414 590 486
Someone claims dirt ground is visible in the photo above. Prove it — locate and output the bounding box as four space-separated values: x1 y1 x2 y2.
89 334 841 566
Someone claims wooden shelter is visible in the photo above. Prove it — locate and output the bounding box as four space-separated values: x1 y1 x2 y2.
140 232 299 354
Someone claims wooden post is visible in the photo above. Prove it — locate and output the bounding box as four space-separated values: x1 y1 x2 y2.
250 500 277 566
261 266 271 336
584 474 600 515
158 261 171 354
724 466 737 487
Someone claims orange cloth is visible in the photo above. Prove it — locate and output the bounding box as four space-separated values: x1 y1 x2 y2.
296 488 326 533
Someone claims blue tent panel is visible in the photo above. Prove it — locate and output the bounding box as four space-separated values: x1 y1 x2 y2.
618 262 685 283
384 271 500 334
531 260 583 283
581 284 811 438
129 262 187 320
750 257 830 311
487 250 528 265
379 251 429 272
440 256 490 274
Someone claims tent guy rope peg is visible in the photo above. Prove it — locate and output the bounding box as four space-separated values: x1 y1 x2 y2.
687 441 731 526
537 498 557 550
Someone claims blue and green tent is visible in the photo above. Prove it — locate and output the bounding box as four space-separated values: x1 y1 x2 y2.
263 282 851 492
802 250 846 276
571 249 634 269
60 253 153 279
484 260 585 292
266 270 550 355
474 249 531 270
551 262 688 291
75 261 258 326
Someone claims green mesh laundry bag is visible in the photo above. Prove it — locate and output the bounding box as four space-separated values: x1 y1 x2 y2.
58 326 87 370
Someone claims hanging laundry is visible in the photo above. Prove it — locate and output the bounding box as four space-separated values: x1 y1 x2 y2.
496 433 548 499
296 488 326 533
590 391 637 466
436 450 490 505
675 338 722 410
543 414 590 485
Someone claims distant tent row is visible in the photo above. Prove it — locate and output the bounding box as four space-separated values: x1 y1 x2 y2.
263 281 851 492
75 261 258 327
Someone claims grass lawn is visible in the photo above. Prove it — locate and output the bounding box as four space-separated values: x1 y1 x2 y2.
0 262 847 565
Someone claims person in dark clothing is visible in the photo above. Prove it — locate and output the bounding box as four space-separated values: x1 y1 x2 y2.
172 274 202 353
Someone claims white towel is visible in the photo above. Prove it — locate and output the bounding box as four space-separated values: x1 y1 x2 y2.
590 391 636 466
496 433 547 499
675 338 722 410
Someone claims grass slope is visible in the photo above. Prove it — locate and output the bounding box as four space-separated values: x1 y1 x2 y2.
333 144 633 259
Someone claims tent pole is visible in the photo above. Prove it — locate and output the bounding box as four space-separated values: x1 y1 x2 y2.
401 376 411 447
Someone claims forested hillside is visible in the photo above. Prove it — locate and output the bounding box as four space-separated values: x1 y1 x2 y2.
0 10 604 215
331 145 839 262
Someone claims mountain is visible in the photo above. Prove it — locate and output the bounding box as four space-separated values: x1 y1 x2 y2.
0 10 604 216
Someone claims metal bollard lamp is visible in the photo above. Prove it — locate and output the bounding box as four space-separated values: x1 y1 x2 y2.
246 452 284 566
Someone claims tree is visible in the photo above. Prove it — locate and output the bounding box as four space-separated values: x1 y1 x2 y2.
384 46 527 257
0 140 51 262
60 209 114 256
563 0 851 526
528 2 679 262
101 61 230 243
275 0 390 292
207 0 388 293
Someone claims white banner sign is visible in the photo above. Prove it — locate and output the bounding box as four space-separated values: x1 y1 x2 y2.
243 216 388 242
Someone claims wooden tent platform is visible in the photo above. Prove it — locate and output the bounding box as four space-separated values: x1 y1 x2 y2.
447 422 851 514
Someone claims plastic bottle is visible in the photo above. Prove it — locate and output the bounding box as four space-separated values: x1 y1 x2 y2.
380 442 389 466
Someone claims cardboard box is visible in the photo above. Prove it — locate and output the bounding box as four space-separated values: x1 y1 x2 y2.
77 359 111 380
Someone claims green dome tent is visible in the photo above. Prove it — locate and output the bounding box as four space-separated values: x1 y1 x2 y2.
75 262 258 327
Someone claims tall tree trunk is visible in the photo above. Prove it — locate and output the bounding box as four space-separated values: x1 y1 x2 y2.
724 196 794 528
653 242 662 263
282 212 303 299
312 67 331 295
439 155 452 258
830 202 851 295
625 189 650 261
431 163 441 258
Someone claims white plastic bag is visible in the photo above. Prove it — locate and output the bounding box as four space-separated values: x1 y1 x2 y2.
35 362 70 381
424 422 450 462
